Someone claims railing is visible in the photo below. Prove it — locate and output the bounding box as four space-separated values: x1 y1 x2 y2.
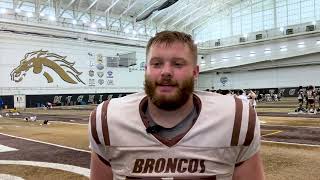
198 21 320 51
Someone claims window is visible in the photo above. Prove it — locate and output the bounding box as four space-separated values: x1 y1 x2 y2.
301 0 315 23
193 0 320 43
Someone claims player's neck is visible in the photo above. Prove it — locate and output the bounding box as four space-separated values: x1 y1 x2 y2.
148 95 194 128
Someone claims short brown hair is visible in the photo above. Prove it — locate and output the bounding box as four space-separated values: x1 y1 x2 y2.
146 31 198 65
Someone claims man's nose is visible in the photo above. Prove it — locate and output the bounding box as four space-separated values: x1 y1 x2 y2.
161 63 173 77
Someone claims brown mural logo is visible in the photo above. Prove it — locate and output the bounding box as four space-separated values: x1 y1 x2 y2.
10 50 85 84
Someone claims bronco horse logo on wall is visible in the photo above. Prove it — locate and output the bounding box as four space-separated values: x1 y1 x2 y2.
10 50 85 84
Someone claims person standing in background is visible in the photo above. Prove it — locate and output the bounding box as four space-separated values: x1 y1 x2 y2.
248 90 257 109
0 97 4 111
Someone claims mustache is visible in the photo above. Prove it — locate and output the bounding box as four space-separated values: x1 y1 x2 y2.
156 78 177 86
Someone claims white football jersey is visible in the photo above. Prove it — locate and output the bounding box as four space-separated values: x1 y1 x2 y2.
89 91 260 180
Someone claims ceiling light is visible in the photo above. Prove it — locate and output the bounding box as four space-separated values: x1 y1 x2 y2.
49 15 56 21
312 21 316 25
249 52 256 57
82 19 87 24
200 63 205 66
139 28 144 34
201 60 205 64
280 46 287 52
90 23 97 29
15 8 21 13
132 30 137 35
39 12 45 16
222 57 229 61
72 20 77 25
0 8 7 14
124 29 130 33
297 42 305 48
316 40 320 45
264 51 271 54
243 33 248 38
280 27 284 32
99 23 106 27
26 12 33 18
264 48 271 54
235 54 241 59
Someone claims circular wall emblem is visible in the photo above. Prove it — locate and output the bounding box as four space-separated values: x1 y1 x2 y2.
220 76 228 85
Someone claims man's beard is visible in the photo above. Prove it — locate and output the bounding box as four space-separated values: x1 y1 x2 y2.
144 76 194 111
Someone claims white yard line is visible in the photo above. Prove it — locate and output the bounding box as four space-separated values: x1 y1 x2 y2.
0 174 24 180
261 124 320 129
51 121 88 126
261 130 283 137
262 140 320 147
0 160 90 177
0 133 90 153
0 144 18 153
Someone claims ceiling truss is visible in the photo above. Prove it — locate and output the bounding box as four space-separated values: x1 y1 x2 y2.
0 0 238 37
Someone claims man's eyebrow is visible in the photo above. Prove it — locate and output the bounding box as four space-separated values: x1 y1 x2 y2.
149 57 162 61
172 57 187 61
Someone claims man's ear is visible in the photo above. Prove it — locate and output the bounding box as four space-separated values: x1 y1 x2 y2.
193 65 199 79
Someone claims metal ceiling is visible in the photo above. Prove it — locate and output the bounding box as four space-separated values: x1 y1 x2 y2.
0 0 239 36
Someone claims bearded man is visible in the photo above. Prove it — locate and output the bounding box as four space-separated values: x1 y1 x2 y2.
89 31 265 180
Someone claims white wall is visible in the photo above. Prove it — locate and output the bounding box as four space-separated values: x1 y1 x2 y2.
199 35 320 71
199 58 320 90
198 33 320 90
0 32 146 95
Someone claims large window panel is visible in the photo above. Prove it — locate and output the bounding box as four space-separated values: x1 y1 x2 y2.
211 21 221 39
252 0 263 4
288 0 300 4
264 9 275 29
241 6 251 15
317 0 320 19
263 0 274 9
287 3 300 25
276 0 287 7
193 0 320 45
252 12 263 31
276 5 287 27
0 0 12 9
252 2 263 13
221 17 231 38
301 0 315 23
242 14 252 33
232 4 241 15
232 16 242 35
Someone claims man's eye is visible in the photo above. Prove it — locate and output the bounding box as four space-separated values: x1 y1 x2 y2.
152 62 161 67
175 63 183 67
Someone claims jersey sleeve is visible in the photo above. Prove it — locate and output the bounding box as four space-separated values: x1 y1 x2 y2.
236 105 261 163
88 100 111 164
